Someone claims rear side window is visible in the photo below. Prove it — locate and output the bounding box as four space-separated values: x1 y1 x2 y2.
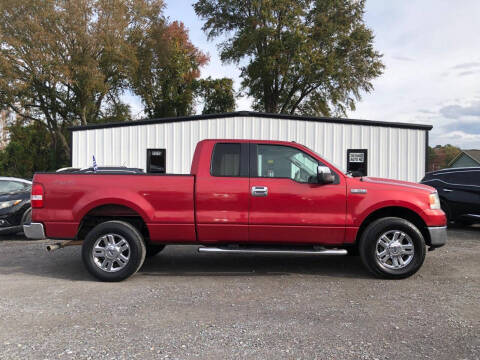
464 171 480 186
211 143 241 177
448 170 479 186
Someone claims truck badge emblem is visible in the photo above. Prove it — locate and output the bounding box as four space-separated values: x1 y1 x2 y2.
351 189 367 194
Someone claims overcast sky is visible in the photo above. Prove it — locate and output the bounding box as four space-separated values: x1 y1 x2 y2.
125 0 480 149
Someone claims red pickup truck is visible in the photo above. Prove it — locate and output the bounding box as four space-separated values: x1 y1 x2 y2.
24 139 447 281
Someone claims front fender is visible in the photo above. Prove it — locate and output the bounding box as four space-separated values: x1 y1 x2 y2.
352 199 429 227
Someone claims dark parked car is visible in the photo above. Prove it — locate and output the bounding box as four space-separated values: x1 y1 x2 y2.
0 177 32 235
421 167 480 225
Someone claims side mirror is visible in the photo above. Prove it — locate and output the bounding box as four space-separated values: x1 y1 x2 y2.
317 166 335 185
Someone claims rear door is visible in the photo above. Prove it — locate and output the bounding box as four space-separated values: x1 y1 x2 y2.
248 143 346 245
195 142 251 243
445 170 480 217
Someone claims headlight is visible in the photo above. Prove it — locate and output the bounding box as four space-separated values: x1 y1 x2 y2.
0 200 22 209
429 192 441 210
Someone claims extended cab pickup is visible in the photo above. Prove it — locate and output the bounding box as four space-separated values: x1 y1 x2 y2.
24 139 447 281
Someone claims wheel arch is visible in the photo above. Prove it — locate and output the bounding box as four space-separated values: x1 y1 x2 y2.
355 206 431 247
77 204 151 243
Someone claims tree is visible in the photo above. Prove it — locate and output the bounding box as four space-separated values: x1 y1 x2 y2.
194 0 384 116
95 102 132 124
0 0 164 163
196 77 236 114
428 145 461 171
131 21 210 118
0 119 55 178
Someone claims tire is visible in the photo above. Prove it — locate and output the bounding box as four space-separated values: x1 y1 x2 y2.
146 244 165 257
359 217 426 279
20 208 32 232
82 220 146 282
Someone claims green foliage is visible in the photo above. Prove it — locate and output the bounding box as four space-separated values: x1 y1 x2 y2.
196 77 236 114
94 102 132 124
0 0 237 175
0 0 164 160
194 0 384 116
0 119 64 178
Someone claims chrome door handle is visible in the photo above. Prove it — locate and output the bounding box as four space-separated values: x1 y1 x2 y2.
443 188 453 192
251 186 268 197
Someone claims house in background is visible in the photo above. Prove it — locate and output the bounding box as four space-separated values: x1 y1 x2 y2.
448 150 480 168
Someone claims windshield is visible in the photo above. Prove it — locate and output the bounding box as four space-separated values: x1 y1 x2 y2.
0 180 30 193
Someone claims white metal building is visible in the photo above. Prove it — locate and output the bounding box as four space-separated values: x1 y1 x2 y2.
70 111 432 182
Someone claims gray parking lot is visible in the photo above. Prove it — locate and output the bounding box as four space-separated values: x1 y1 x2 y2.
0 227 479 360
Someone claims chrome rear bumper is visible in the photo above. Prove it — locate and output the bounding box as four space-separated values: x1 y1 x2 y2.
23 222 46 240
427 226 447 247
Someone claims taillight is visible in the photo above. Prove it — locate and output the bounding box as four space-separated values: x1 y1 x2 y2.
31 183 44 208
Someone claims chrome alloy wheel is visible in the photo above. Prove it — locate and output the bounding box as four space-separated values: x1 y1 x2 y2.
92 234 130 273
375 230 414 270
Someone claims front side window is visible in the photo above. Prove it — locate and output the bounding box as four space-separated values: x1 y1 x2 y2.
211 143 241 177
255 145 320 183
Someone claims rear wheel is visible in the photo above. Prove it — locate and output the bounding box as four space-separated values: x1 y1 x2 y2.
359 217 426 279
82 220 146 282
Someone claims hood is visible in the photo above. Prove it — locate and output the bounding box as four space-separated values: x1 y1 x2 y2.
358 177 436 193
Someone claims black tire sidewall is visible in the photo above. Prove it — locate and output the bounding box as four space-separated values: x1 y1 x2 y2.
360 217 426 279
82 221 145 282
21 208 32 226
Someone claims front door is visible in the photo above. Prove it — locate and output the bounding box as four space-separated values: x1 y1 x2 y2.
249 143 346 245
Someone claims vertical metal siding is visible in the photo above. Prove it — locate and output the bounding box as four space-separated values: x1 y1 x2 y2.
72 116 426 182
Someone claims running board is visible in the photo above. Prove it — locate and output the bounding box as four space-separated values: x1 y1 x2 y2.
197 247 347 256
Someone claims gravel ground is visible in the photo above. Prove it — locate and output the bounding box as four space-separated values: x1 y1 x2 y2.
0 227 478 360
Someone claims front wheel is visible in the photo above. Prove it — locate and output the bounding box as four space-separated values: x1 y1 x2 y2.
82 220 146 282
359 217 426 279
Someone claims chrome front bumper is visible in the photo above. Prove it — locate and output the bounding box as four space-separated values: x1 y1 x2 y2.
23 222 46 240
427 226 447 247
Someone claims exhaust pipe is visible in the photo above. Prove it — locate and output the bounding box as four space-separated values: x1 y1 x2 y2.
46 244 62 252
46 240 83 252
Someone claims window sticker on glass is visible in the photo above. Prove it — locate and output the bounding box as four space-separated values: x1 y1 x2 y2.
349 153 365 163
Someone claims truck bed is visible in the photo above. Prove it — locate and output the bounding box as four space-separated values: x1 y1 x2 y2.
32 173 196 242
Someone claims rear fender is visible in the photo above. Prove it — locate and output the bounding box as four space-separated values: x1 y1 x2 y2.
73 190 153 224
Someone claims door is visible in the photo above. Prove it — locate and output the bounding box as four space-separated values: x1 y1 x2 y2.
249 144 346 245
195 142 251 243
441 170 480 218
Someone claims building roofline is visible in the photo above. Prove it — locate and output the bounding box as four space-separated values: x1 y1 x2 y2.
463 150 480 163
68 111 433 132
448 150 480 167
